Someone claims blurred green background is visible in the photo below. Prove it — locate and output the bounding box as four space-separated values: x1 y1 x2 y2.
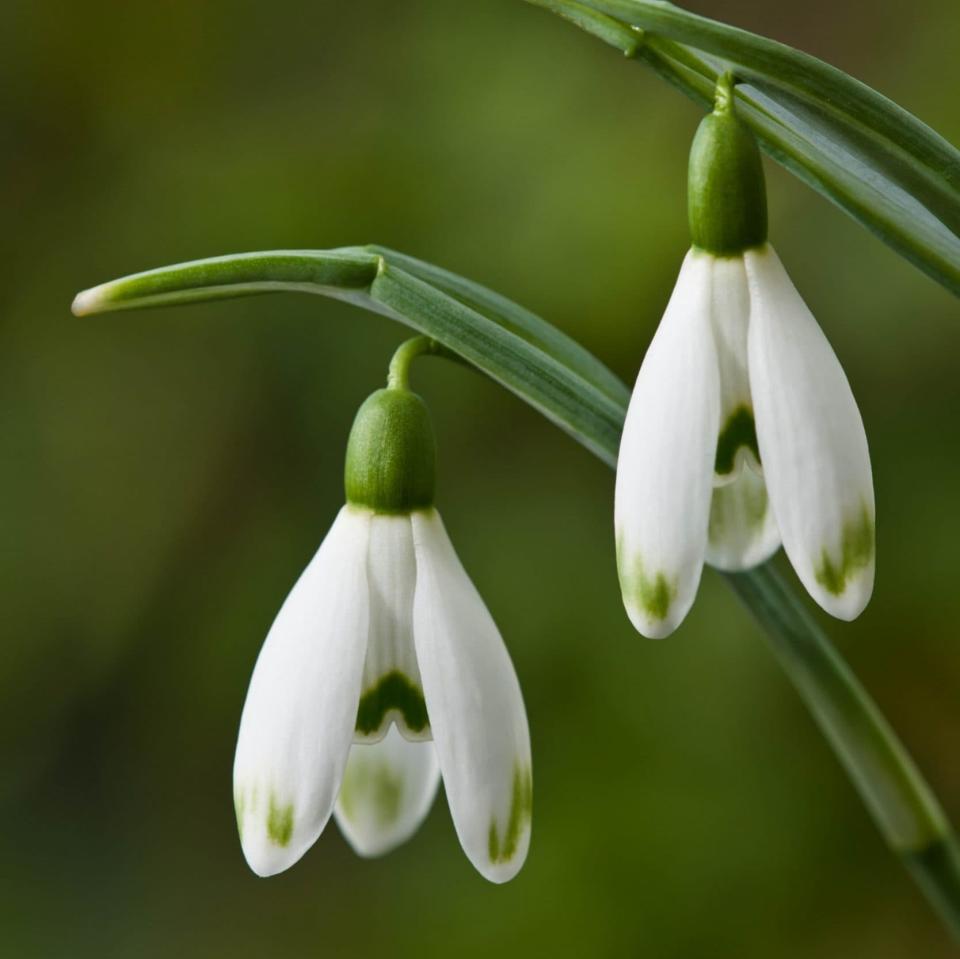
3 1 959 955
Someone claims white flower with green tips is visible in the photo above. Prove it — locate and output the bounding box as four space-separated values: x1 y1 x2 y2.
616 81 875 639
233 384 532 883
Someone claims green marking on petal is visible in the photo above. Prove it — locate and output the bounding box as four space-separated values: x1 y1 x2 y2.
708 471 769 545
338 755 405 828
488 764 533 865
714 405 760 476
356 670 429 737
814 505 875 596
266 794 294 847
617 545 676 623
234 791 245 841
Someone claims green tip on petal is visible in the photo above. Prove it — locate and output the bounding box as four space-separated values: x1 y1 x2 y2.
688 77 768 256
488 764 533 865
815 505 875 597
266 794 295 848
617 548 676 627
344 388 437 513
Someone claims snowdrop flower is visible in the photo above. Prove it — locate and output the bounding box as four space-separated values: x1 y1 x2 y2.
233 377 532 882
616 77 875 638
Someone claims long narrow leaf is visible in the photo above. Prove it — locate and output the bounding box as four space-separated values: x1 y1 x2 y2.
361 245 630 405
72 249 626 465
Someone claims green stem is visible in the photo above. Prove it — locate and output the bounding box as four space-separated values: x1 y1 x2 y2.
726 565 960 939
580 0 960 232
387 336 440 390
387 335 482 391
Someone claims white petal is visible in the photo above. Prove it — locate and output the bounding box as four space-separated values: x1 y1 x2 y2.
410 510 531 883
356 515 429 743
746 245 875 618
233 506 371 877
615 248 721 637
334 726 441 857
706 464 781 571
710 255 760 485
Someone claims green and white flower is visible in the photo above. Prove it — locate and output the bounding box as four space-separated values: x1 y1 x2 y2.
616 80 875 639
233 386 532 882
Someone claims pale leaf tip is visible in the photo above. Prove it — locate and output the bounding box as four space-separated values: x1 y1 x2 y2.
71 286 106 317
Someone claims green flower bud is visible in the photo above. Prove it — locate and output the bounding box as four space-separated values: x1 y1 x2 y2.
687 77 768 256
344 387 436 513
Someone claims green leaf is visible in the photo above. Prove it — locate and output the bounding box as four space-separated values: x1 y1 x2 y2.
72 248 627 466
525 0 960 296
361 246 630 406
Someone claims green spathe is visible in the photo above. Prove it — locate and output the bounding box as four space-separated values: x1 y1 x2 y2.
688 78 768 255
344 388 436 513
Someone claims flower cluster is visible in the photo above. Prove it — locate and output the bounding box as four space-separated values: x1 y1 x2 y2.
230 78 875 885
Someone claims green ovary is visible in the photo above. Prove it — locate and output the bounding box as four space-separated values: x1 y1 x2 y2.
714 405 760 476
617 546 675 623
488 764 533 865
814 505 875 595
356 671 429 737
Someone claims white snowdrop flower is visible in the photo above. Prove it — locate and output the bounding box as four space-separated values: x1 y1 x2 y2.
233 382 532 882
616 79 875 638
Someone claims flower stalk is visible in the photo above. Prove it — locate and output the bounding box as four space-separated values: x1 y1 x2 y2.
387 335 444 391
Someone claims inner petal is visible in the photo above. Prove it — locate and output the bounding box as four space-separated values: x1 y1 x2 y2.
356 514 431 743
710 256 760 485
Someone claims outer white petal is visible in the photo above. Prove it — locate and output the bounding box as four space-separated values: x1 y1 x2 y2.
746 245 875 618
615 248 721 637
706 464 781 571
233 506 371 877
356 514 429 742
410 510 531 883
334 726 441 857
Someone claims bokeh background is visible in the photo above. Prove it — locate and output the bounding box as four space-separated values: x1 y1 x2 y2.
3 1 960 955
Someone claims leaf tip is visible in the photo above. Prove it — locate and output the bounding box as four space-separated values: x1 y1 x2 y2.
71 285 107 316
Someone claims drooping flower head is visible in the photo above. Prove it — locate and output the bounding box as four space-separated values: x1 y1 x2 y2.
234 371 532 882
616 75 875 638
